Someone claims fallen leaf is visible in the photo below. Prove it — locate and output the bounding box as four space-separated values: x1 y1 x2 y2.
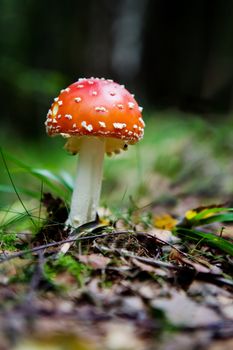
207 338 233 350
131 257 158 272
153 214 178 230
151 289 221 327
78 254 111 269
149 228 180 244
12 334 95 350
104 323 145 350
156 332 211 350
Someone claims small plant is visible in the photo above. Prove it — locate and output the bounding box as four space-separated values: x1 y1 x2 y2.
54 255 92 286
0 230 17 251
174 206 233 256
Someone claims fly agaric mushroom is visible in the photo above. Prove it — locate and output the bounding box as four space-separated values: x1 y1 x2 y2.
45 77 145 228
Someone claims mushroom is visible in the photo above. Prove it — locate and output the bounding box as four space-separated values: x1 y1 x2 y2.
45 77 145 229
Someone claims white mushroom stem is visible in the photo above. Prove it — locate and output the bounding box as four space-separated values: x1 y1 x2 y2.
67 136 105 228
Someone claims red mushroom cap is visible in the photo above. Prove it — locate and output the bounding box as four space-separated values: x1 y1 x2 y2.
45 78 145 154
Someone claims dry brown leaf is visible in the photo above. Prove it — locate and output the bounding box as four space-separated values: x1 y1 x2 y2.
78 254 111 269
131 257 157 272
149 227 179 244
151 289 221 327
156 332 211 350
207 338 233 350
104 323 146 350
169 248 222 274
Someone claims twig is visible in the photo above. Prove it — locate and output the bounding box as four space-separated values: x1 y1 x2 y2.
94 245 185 271
124 252 233 288
125 252 183 270
0 231 124 263
137 231 187 257
27 250 45 297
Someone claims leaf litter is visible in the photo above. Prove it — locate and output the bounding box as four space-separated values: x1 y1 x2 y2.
0 192 233 350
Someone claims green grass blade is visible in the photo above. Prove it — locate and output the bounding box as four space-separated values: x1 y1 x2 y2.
175 227 233 256
197 213 233 225
3 152 72 200
0 212 29 229
0 184 39 198
58 171 73 192
192 207 232 221
0 148 36 228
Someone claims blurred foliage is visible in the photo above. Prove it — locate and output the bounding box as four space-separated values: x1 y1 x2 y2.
1 111 233 219
1 0 233 137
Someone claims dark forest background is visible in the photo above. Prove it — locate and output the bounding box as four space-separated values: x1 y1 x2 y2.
1 0 233 137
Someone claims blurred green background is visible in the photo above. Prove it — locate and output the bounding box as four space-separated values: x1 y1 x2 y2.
1 0 233 217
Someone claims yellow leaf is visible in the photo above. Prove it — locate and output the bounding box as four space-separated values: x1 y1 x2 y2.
153 214 178 230
13 334 94 350
185 210 197 220
99 217 111 226
185 208 216 221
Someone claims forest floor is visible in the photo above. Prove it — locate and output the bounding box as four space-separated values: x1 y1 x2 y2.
0 113 233 350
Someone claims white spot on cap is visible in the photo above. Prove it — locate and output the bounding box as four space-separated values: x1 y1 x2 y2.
117 104 124 110
128 102 135 109
99 121 106 128
74 97 82 103
58 100 63 106
77 84 84 88
52 119 58 124
133 124 138 129
131 94 135 98
65 114 72 120
54 97 59 102
92 91 97 96
107 79 113 82
72 123 77 128
139 106 143 112
95 106 107 112
88 80 94 85
81 121 93 132
113 123 126 129
60 133 71 138
57 114 62 119
139 117 145 127
47 109 52 117
52 104 59 116
121 85 125 88
61 88 70 93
